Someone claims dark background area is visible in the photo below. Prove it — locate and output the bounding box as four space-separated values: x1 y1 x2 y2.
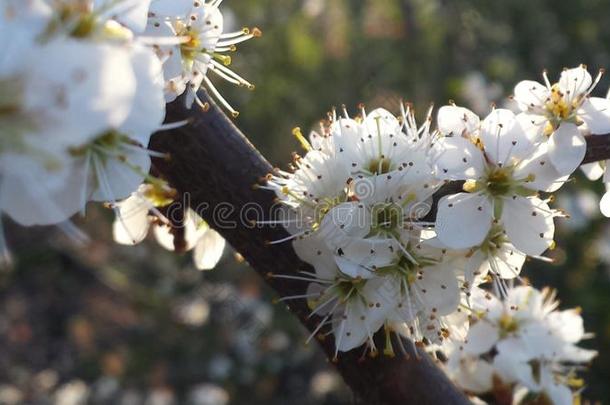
2 0 610 403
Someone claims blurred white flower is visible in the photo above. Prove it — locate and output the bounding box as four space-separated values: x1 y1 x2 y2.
187 384 229 405
0 39 137 226
144 388 175 405
173 296 210 327
113 183 225 270
0 385 23 405
460 71 504 115
310 370 340 398
54 380 90 405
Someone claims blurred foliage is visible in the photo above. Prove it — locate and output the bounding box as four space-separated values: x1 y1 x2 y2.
3 0 610 403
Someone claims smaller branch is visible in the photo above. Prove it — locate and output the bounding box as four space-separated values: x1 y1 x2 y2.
583 133 610 165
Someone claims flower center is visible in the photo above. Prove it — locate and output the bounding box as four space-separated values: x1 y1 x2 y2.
142 182 177 207
545 84 572 121
366 157 392 175
498 313 519 338
479 225 509 255
370 202 402 236
378 253 437 286
485 167 513 197
0 78 39 154
333 277 364 301
42 4 131 41
69 130 135 163
179 27 203 62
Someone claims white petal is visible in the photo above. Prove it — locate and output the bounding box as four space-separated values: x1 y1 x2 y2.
469 286 504 319
437 105 480 136
515 112 546 143
493 352 537 389
183 210 209 249
464 249 489 284
293 236 337 280
334 278 392 352
95 0 152 33
502 196 555 256
514 142 568 192
24 41 137 146
338 237 397 270
464 321 499 355
558 65 592 101
362 108 401 143
153 223 177 251
356 108 408 172
120 46 166 143
429 136 486 181
327 118 363 164
548 123 586 176
450 357 494 394
476 240 528 280
435 193 493 249
112 194 151 245
558 344 597 363
603 162 610 183
543 382 573 405
580 162 604 181
318 202 371 249
333 301 370 352
513 80 550 112
334 256 376 279
415 262 460 315
89 147 151 202
193 229 225 270
480 108 534 165
578 97 610 134
600 190 610 217
152 209 207 252
546 309 585 344
148 0 193 18
0 157 86 226
488 242 527 279
196 5 224 46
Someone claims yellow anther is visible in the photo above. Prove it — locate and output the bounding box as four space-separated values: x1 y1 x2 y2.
463 179 478 193
292 127 312 152
214 53 232 66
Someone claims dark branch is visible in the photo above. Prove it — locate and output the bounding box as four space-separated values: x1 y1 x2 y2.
150 94 471 405
583 133 610 164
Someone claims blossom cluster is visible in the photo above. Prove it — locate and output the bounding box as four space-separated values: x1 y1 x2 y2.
0 0 256 264
266 65 609 404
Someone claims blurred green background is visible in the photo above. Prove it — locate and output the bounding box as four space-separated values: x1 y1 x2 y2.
3 0 610 403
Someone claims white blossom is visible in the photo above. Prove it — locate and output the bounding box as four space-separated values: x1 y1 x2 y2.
113 183 226 270
446 286 596 404
143 0 260 115
513 65 610 176
431 106 564 255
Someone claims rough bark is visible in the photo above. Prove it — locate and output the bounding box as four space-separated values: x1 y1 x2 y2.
583 133 610 164
150 93 610 405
